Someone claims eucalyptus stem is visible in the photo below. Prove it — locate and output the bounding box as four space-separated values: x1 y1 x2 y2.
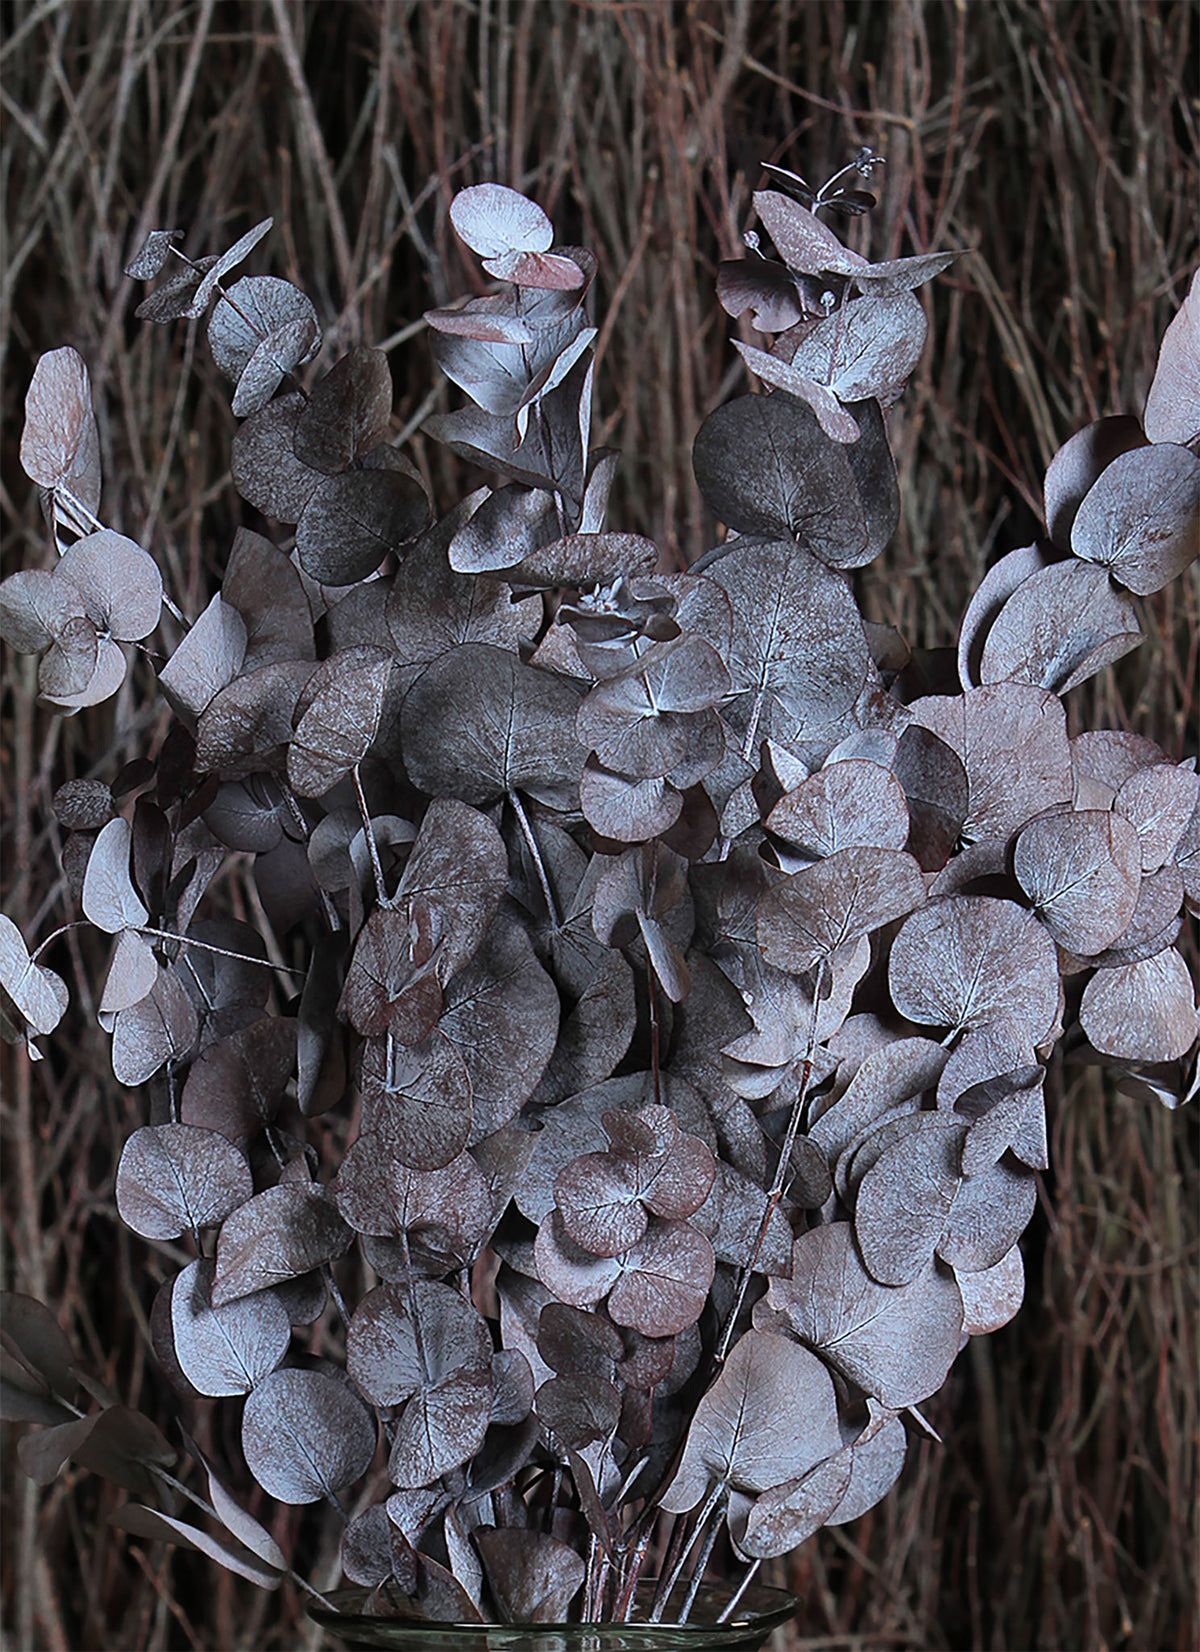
675 1494 726 1624
612 1525 653 1622
322 1262 351 1329
648 1483 726 1622
396 1227 429 1379
509 789 559 929
352 762 391 908
647 966 662 1110
716 956 827 1365
610 1452 649 1512
716 1557 762 1623
29 921 90 963
739 687 766 764
137 927 307 977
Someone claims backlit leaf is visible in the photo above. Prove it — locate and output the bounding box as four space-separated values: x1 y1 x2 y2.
1043 417 1149 548
0 568 86 654
450 185 554 259
347 1279 490 1407
287 649 394 798
753 191 868 278
436 916 560 1139
295 346 393 474
474 1527 585 1625
758 846 926 974
20 347 102 517
187 217 274 316
733 344 862 442
907 683 1072 844
692 392 866 558
1115 763 1200 873
1143 268 1200 447
765 1223 963 1409
0 916 68 1038
890 896 1061 1045
1014 809 1141 954
171 1257 290 1396
854 1114 967 1284
1080 949 1199 1063
1071 443 1200 594
230 314 318 418
739 1453 853 1558
402 644 586 809
56 531 162 641
295 468 429 586
978 560 1141 694
767 759 909 860
158 594 247 721
212 1183 353 1306
110 965 199 1084
661 1329 841 1512
242 1368 376 1504
115 1123 251 1240
230 392 325 522
691 538 871 758
208 276 319 385
787 289 928 403
954 1243 1025 1336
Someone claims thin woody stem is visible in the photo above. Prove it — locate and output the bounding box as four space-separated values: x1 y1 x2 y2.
649 1483 726 1621
353 762 391 908
716 1557 762 1623
716 956 827 1365
509 789 560 929
677 1493 726 1624
612 1525 653 1622
136 928 307 977
29 921 90 963
739 686 766 764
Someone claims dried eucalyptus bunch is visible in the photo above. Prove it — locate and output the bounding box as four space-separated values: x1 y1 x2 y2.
3 160 1198 1632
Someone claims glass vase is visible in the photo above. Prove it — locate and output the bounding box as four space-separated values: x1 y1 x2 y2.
307 1580 800 1651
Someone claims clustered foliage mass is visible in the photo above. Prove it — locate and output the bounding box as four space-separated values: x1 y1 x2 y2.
2 160 1198 1630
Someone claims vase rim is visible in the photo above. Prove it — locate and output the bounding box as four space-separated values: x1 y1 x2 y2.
308 1577 801 1634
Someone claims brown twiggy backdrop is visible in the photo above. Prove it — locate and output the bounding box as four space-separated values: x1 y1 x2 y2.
1 2 1196 1649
